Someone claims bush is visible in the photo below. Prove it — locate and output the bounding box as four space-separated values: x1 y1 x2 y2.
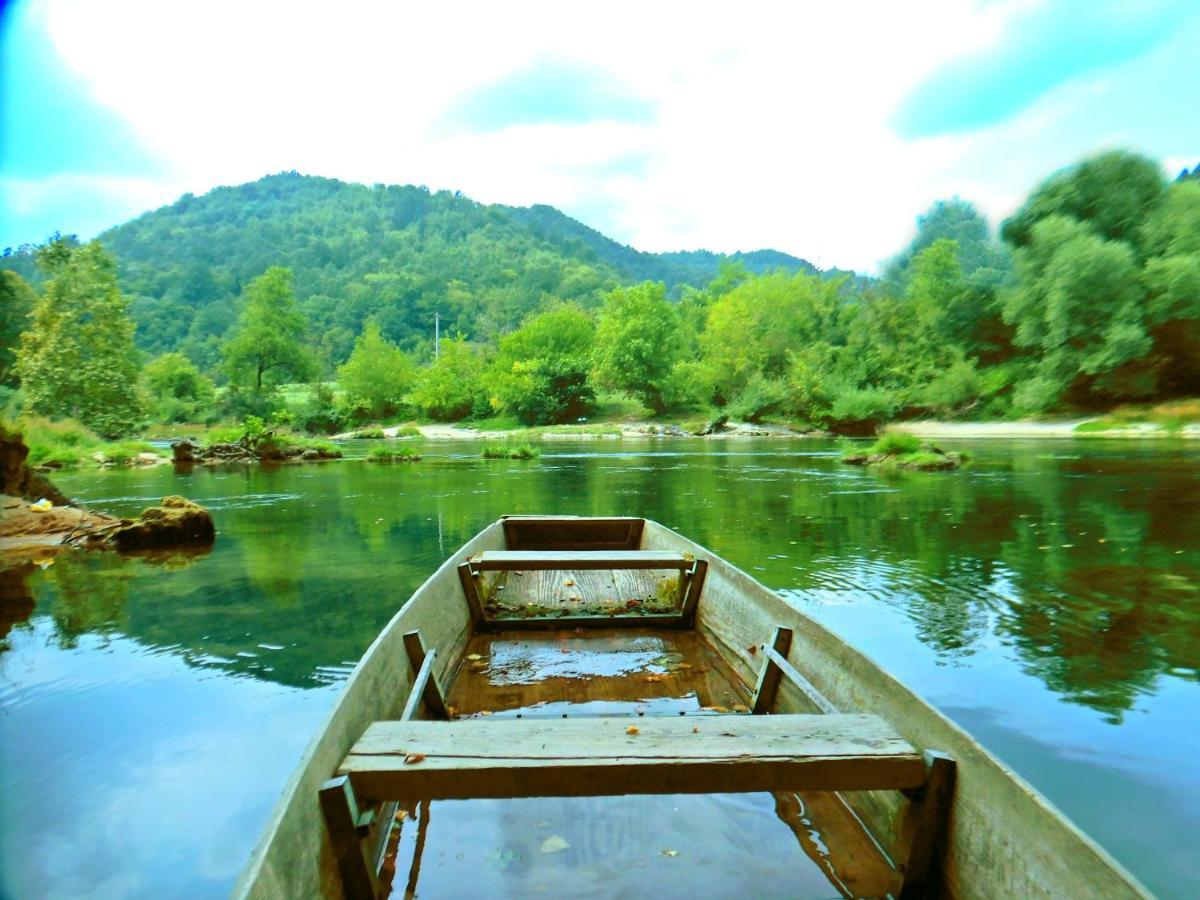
869 432 922 455
352 427 386 439
481 441 541 460
366 446 421 462
393 423 422 437
725 375 790 423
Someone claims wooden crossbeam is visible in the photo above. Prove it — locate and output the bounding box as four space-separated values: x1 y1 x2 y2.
752 626 794 714
680 559 708 626
501 516 645 551
898 751 957 898
468 550 693 571
340 714 926 801
474 612 689 632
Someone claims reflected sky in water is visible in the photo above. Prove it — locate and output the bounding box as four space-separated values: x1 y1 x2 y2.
1 438 1197 897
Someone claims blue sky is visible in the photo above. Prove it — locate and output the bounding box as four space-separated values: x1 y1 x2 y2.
2 0 1198 272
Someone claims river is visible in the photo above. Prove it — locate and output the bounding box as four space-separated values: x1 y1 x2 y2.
1 438 1196 897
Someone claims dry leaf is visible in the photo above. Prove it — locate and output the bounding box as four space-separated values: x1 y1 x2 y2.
540 835 570 854
404 753 426 765
563 579 575 587
676 663 692 669
467 653 483 661
692 725 699 734
747 645 758 655
661 849 679 857
479 710 493 716
702 705 728 713
731 703 750 713
626 725 640 735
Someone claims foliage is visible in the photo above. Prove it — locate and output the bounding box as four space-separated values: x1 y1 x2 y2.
593 282 682 415
295 381 346 435
223 266 315 394
366 445 421 462
481 441 541 459
337 320 416 420
491 304 596 425
142 352 216 423
15 240 145 437
869 432 921 455
410 337 489 421
1 270 37 386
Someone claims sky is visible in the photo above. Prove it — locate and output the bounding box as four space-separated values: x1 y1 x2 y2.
1 0 1198 273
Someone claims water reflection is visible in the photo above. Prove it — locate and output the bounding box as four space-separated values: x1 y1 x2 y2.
1 439 1197 896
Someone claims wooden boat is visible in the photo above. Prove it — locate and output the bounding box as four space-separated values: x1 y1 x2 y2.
233 516 1149 899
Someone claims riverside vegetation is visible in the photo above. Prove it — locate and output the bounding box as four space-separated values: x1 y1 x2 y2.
3 151 1200 451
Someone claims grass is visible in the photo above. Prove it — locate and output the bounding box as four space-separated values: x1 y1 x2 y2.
15 416 165 467
868 432 922 455
392 423 422 437
481 441 541 460
366 446 421 462
1074 398 1200 434
350 427 386 439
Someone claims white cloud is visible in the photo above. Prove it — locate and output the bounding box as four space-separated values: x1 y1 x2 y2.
21 0 1196 271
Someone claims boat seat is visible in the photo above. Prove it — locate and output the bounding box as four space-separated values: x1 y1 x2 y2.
338 713 926 800
458 551 709 630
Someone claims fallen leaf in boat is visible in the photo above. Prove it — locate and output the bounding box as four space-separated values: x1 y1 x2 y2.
676 662 692 669
540 835 570 854
731 703 750 713
661 849 679 857
404 753 426 765
479 710 493 716
563 579 575 587
747 645 758 655
626 725 640 735
626 599 642 608
701 705 728 713
692 725 699 734
467 653 483 661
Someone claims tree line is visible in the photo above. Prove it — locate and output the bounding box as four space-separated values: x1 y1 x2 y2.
2 149 1198 438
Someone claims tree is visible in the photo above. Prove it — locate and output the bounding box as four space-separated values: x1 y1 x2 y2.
142 352 215 423
888 198 1010 287
223 266 314 394
1002 150 1167 250
1 270 37 386
698 271 845 418
337 319 416 420
491 304 596 425
592 282 682 415
15 240 144 437
1003 216 1150 410
410 337 488 421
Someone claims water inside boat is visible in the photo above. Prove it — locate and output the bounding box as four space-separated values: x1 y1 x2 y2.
379 627 897 899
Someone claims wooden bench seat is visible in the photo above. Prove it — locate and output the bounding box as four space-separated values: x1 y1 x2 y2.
339 713 926 801
469 549 693 571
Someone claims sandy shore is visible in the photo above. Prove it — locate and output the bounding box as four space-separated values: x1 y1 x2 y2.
887 419 1200 438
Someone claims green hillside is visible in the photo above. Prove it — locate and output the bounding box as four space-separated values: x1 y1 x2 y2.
2 172 821 369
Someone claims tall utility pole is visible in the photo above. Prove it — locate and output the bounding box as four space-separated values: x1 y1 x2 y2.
435 312 440 361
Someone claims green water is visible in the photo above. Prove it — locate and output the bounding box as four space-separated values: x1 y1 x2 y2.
1 438 1197 897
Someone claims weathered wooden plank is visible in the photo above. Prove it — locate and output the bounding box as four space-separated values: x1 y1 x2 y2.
456 562 485 626
761 644 839 715
899 751 957 898
680 558 708 625
318 775 379 900
475 612 689 632
502 516 644 551
401 632 449 721
470 550 692 571
399 650 440 722
342 714 925 800
752 626 793 714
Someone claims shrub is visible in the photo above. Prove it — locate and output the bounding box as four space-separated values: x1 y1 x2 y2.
367 446 421 462
869 432 922 455
481 441 541 460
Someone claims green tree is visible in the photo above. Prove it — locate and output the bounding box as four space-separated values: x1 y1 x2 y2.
1141 180 1200 393
16 240 144 437
337 319 416 420
141 352 215 423
699 271 845 414
223 266 314 394
593 282 682 415
1 270 37 386
411 337 488 421
491 304 596 425
1003 216 1150 410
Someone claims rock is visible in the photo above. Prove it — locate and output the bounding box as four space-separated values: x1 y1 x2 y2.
171 440 198 463
108 496 216 551
301 448 321 460
0 423 71 506
700 415 730 436
137 452 161 464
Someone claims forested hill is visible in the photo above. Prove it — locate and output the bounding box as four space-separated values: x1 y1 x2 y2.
2 172 822 367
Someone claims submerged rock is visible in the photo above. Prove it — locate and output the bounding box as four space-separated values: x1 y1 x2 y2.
842 442 967 471
171 436 341 465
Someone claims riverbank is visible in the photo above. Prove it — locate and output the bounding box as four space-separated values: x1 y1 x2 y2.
888 419 1200 439
335 420 821 441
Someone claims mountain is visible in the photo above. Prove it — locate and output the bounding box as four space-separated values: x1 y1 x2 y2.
2 172 828 369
